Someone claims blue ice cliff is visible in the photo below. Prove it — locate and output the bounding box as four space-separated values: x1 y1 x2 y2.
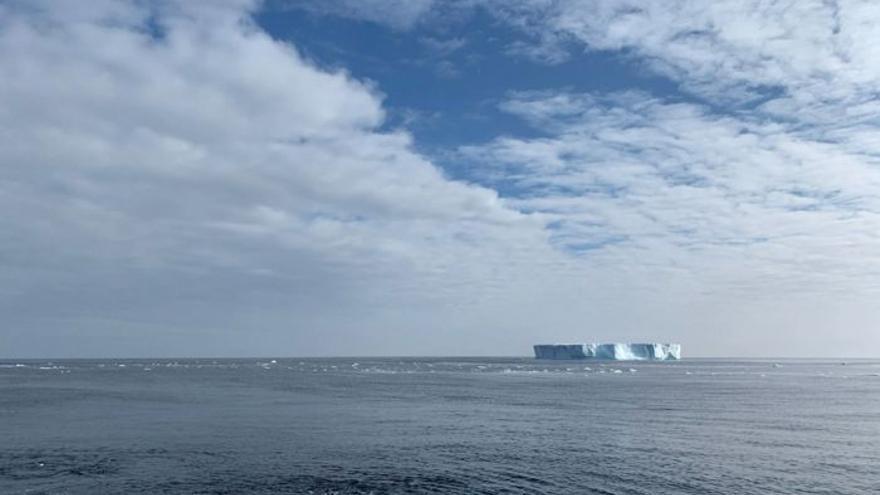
533 343 681 360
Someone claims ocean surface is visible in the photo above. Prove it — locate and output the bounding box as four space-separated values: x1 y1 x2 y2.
1 358 878 494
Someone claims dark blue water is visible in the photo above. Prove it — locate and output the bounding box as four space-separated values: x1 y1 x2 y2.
2 358 879 494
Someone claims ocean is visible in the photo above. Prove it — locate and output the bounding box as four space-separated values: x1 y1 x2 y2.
1 358 878 494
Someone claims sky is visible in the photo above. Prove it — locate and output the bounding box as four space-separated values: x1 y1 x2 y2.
2 0 880 358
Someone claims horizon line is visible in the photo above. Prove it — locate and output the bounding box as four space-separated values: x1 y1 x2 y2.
1 355 875 361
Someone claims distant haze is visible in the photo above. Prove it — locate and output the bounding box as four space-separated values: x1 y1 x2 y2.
2 0 880 358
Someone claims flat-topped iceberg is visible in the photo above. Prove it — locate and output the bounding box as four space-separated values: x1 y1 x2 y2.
533 343 681 360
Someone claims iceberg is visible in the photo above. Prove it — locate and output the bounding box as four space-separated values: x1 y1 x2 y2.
533 343 681 360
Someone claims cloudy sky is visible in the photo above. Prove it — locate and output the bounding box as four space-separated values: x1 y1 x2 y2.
2 0 880 358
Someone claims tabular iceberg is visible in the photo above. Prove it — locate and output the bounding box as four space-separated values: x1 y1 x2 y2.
533 343 681 360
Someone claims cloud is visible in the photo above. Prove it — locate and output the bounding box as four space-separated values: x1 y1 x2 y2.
433 59 461 78
458 87 880 356
281 0 880 103
476 1 880 355
417 37 467 78
462 88 880 293
4 0 880 358
490 1 880 110
283 0 439 30
0 0 566 357
504 34 573 65
419 36 468 56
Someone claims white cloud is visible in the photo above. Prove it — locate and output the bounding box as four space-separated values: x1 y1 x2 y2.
467 89 880 261
460 88 880 353
286 0 880 110
492 1 880 110
288 0 439 30
419 36 467 56
433 59 461 78
3 0 880 358
450 1 880 355
0 0 570 357
504 35 573 65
